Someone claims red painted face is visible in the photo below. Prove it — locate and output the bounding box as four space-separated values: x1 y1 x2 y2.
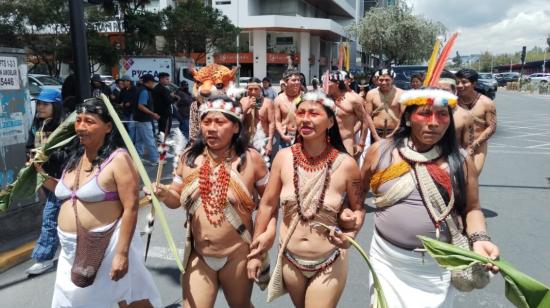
200 112 240 150
409 105 451 147
295 100 332 140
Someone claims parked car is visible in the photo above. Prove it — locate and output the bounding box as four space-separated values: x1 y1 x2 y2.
475 81 496 100
478 73 498 92
28 74 62 91
495 72 520 86
527 73 550 83
392 65 427 90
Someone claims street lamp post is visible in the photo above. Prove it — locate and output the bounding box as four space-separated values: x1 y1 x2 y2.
69 0 91 103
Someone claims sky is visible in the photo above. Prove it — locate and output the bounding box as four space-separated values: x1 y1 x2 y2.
405 0 550 56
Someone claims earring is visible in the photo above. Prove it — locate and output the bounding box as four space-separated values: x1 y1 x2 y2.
405 120 411 127
326 129 331 144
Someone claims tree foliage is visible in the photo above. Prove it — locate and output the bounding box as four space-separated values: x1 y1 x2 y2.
0 0 122 75
162 0 239 62
349 3 445 65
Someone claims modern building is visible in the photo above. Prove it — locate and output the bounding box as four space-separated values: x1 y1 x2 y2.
209 0 364 83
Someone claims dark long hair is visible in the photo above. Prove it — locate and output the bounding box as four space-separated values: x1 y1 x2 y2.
390 104 467 214
32 102 64 133
65 97 125 173
184 95 250 171
295 96 349 155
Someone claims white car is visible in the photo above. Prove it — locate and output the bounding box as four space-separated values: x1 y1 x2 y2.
527 73 550 83
28 74 62 91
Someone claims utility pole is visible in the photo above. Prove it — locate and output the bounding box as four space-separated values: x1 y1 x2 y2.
235 0 240 86
69 0 91 103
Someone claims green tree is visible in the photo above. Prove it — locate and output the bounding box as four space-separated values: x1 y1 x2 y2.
0 0 123 75
349 3 445 65
453 51 462 68
115 0 162 55
162 0 239 62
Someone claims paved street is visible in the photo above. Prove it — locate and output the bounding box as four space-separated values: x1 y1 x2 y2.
1 89 549 307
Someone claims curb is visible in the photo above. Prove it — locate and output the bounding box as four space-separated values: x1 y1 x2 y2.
0 240 35 273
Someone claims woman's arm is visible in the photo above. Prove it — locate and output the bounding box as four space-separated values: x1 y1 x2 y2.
152 153 189 209
249 151 285 254
110 152 140 281
463 155 500 270
342 158 366 239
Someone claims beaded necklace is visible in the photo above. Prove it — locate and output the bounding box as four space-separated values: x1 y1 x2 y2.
198 148 232 227
397 137 454 239
459 92 480 111
291 144 339 222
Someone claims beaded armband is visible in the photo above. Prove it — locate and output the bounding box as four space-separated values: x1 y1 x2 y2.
468 231 492 244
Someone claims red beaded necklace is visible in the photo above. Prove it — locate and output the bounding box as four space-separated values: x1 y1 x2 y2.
291 144 339 222
291 143 339 172
198 149 232 227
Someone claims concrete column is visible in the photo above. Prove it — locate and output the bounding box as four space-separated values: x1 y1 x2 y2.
299 32 310 83
310 35 320 81
253 29 267 79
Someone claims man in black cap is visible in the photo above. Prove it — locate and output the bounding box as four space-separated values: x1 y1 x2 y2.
174 80 193 139
90 74 111 98
134 74 160 164
152 72 174 136
119 75 138 141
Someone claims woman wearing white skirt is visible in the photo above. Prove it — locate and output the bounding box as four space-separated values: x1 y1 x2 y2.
52 98 160 308
361 89 499 307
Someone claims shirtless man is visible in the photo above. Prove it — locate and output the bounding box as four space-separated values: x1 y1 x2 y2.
327 71 369 157
438 70 474 149
274 68 302 148
240 77 276 166
365 68 404 143
456 68 497 175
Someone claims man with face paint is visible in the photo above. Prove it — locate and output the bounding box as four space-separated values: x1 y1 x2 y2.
456 68 497 175
327 70 369 157
438 70 474 150
365 68 404 144
274 68 303 148
241 77 276 166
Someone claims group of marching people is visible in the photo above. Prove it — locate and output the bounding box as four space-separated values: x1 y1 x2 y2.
27 61 500 307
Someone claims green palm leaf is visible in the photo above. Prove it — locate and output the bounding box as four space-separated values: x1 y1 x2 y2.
419 236 550 308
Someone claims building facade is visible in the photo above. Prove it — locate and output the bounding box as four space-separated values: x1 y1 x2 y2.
209 0 363 83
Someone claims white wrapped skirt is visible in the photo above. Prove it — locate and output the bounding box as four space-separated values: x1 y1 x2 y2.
52 221 161 308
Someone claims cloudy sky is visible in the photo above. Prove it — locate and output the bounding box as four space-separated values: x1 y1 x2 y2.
405 0 550 56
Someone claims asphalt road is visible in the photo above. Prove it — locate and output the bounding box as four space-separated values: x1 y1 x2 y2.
1 89 549 307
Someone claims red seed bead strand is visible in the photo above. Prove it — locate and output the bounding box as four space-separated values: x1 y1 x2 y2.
291 144 338 222
199 156 231 227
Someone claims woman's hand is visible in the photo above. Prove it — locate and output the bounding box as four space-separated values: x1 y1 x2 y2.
144 182 170 202
338 208 357 230
247 231 274 260
327 226 351 249
246 257 262 281
110 253 129 281
472 241 500 273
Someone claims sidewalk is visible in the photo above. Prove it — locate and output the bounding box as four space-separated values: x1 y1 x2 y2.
499 87 550 99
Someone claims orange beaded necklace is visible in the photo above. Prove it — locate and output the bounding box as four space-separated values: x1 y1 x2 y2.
198 149 232 227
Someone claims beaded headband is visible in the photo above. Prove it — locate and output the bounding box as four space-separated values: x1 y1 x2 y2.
375 68 396 78
300 91 338 115
199 99 243 122
329 71 347 82
439 78 457 86
399 89 457 109
246 82 261 88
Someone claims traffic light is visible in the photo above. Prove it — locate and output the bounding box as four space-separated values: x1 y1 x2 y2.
521 46 526 64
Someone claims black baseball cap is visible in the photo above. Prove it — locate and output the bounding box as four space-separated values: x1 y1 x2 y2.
141 74 155 83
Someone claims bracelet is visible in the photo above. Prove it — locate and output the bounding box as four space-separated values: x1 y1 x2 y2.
469 231 491 243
